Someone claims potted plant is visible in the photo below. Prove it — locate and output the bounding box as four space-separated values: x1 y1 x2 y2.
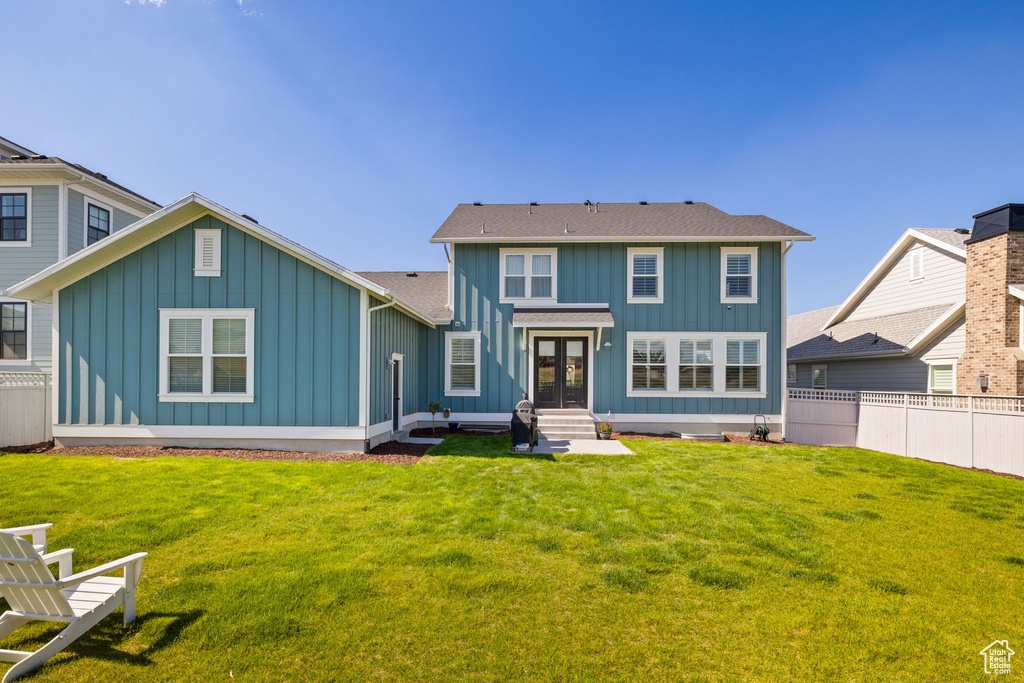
597 422 613 440
428 401 443 436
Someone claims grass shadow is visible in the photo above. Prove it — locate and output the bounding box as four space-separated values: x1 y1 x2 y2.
426 435 556 461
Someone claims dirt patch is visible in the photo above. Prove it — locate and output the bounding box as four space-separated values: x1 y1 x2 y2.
409 427 510 438
18 444 421 465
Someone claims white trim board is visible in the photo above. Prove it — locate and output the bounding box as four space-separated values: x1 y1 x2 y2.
821 229 967 330
52 424 368 440
526 329 595 410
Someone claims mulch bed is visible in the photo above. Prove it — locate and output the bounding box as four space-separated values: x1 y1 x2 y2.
612 431 792 446
409 427 510 437
4 442 423 465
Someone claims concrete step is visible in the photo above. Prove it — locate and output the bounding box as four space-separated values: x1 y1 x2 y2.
535 409 592 416
538 427 598 439
537 419 598 428
539 432 598 441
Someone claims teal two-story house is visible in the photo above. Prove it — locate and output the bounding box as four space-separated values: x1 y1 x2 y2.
6 195 812 451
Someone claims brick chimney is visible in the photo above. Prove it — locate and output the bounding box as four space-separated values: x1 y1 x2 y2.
956 204 1024 395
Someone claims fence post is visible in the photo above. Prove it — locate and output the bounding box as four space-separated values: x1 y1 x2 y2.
968 395 975 469
903 392 909 457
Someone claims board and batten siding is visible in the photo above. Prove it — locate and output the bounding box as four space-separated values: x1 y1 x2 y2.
57 216 363 427
446 241 783 416
369 300 432 425
66 189 142 256
845 240 965 322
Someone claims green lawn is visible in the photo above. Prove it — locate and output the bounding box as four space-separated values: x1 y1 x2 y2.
1 437 1022 681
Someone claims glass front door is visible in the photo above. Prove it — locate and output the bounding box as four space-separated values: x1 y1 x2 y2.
534 337 588 409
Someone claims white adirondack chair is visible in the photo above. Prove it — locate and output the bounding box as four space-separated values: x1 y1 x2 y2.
0 528 147 683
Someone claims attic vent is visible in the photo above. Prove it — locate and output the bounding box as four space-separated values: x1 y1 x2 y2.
406 272 418 277
954 228 970 234
473 202 482 206
639 201 648 205
194 229 222 277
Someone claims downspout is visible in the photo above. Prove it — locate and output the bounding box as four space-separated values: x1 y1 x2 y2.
781 240 794 441
362 294 397 452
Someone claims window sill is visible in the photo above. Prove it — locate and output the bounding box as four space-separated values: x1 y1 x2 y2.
0 359 33 365
721 297 758 305
0 242 33 248
194 269 222 277
627 298 664 305
500 298 557 306
158 394 255 403
627 390 766 399
445 390 481 398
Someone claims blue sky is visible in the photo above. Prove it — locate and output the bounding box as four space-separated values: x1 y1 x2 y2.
6 0 1024 313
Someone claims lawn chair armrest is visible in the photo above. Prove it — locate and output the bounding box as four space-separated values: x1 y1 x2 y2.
0 523 53 552
40 548 75 579
55 552 148 588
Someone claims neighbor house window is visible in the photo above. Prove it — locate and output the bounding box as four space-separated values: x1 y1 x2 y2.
499 248 557 302
0 191 29 244
86 201 111 245
0 301 28 361
720 247 758 303
678 339 713 390
159 309 254 402
787 363 798 382
928 362 954 394
811 364 828 389
632 339 667 390
909 248 925 281
445 331 481 396
627 247 664 304
627 332 766 396
726 339 761 391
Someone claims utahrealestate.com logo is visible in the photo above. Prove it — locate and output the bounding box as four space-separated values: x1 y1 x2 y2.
981 640 1014 675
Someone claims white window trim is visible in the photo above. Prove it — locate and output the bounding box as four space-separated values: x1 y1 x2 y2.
626 331 767 398
787 363 797 383
0 298 31 365
0 187 32 248
444 331 481 397
909 248 925 282
83 195 114 248
720 246 758 304
627 247 664 304
158 308 255 403
811 364 828 389
926 358 956 394
498 248 557 304
1020 303 1023 351
194 228 223 277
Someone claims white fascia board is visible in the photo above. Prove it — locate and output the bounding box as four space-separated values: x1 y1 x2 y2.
0 162 160 213
5 192 440 327
904 299 966 354
429 235 816 244
511 321 614 328
52 424 368 440
820 229 966 331
1009 284 1024 302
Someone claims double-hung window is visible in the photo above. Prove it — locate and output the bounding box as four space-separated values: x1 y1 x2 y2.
721 247 757 303
679 339 713 390
445 331 481 396
632 339 666 390
499 249 557 303
811 364 828 389
0 191 29 244
86 201 111 246
159 309 254 402
0 301 28 361
628 332 765 396
627 247 664 304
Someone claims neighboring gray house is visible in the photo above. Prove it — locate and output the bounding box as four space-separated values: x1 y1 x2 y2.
787 228 969 393
0 136 159 373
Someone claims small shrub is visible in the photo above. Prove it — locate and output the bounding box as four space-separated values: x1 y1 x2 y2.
601 567 649 593
597 421 614 434
688 564 750 590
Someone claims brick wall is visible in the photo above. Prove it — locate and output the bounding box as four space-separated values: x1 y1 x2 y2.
957 232 1024 395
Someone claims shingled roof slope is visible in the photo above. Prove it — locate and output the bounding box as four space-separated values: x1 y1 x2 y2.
912 228 971 250
431 202 812 242
356 271 450 321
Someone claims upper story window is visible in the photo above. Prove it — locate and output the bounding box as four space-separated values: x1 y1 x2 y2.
909 248 925 281
499 248 557 303
627 247 664 304
159 309 254 403
0 191 30 245
0 301 28 361
444 331 481 397
86 201 111 246
720 247 758 304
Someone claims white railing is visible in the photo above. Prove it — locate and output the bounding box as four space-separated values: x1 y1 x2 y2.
0 373 51 448
787 389 1024 477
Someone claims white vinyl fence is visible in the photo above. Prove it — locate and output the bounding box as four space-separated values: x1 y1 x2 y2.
0 373 51 449
787 389 1024 477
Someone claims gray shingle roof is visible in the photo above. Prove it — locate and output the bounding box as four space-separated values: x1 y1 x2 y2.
787 303 954 361
356 271 450 321
431 202 812 242
0 155 159 208
512 308 615 327
913 228 971 250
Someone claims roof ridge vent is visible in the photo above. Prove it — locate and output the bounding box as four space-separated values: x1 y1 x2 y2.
242 214 258 224
473 201 482 206
29 154 47 160
406 272 418 277
954 228 970 234
684 200 694 205
639 201 648 205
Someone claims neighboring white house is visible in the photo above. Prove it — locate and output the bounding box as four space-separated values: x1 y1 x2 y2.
787 228 969 393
